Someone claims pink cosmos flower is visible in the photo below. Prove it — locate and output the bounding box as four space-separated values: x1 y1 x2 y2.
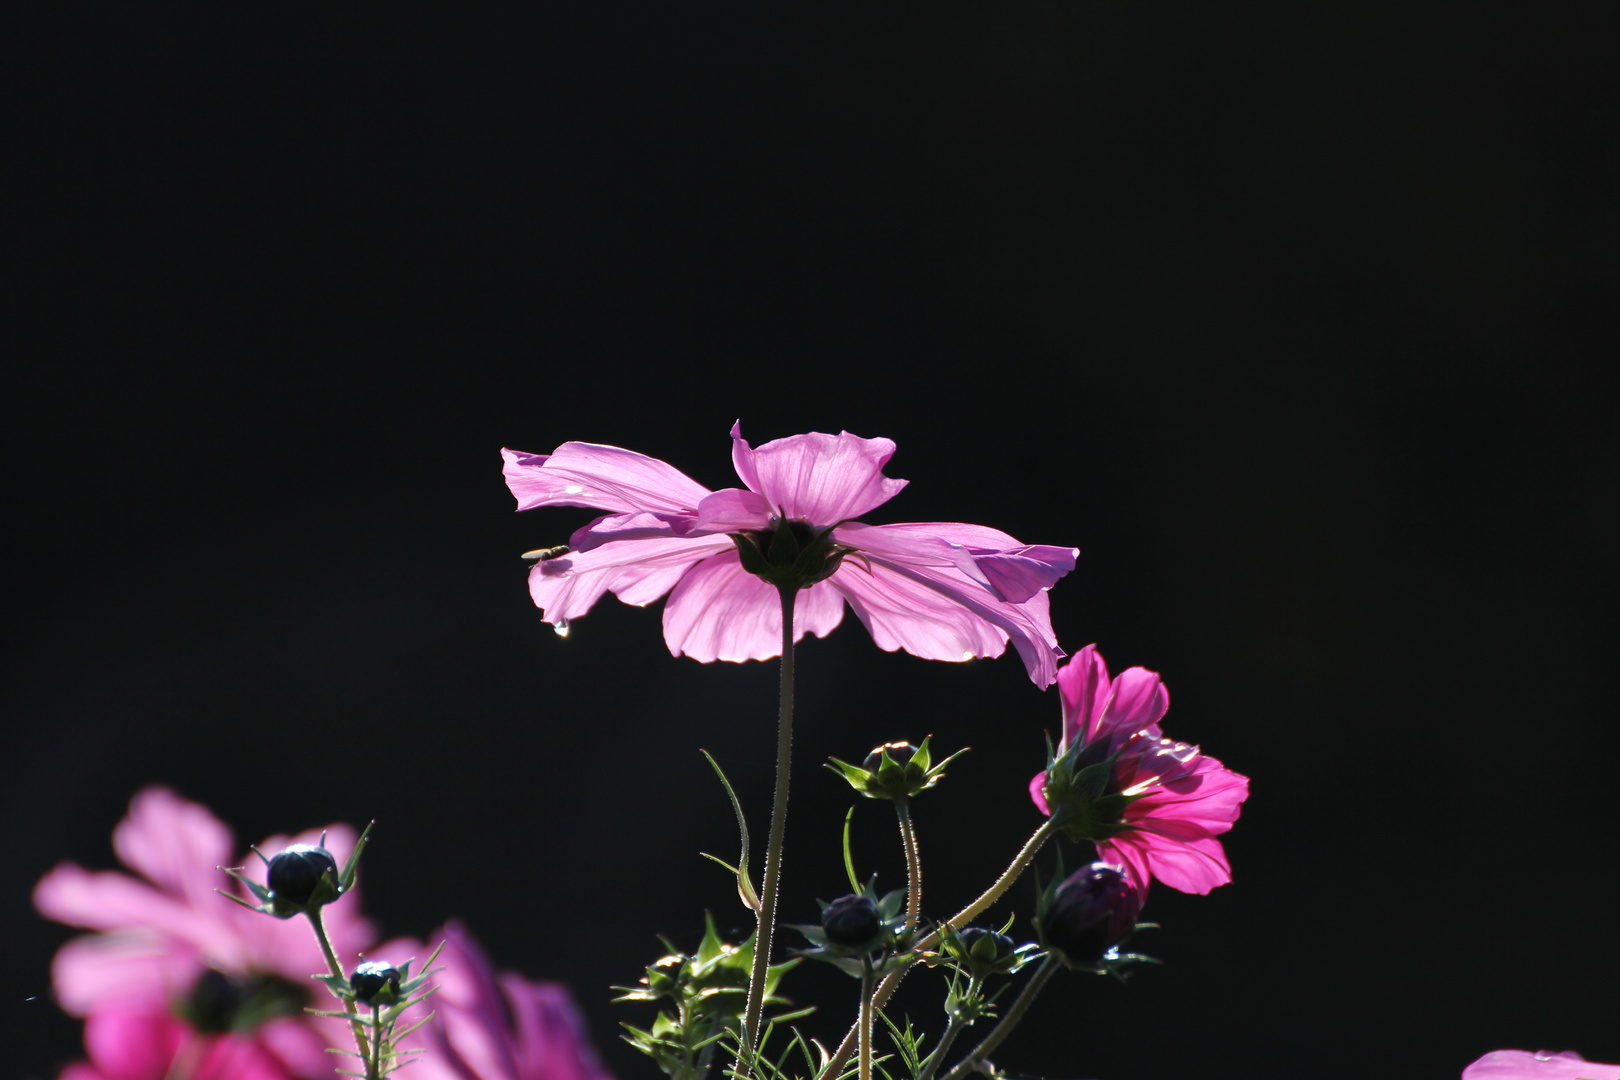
34 787 374 1079
382 921 614 1080
1463 1051 1620 1079
502 423 1078 686
1028 645 1250 896
58 1008 292 1080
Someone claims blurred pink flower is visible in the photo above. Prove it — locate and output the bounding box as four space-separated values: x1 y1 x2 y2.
1464 1051 1620 1079
58 1008 291 1080
503 423 1078 686
1028 645 1250 895
35 787 374 1078
383 921 613 1080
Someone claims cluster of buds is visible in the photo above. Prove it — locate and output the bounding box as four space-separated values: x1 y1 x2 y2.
826 738 965 801
615 914 800 1080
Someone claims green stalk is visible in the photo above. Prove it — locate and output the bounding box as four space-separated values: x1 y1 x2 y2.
894 795 921 932
858 956 875 1080
819 816 1063 1080
940 956 1058 1080
741 584 798 1063
307 906 373 1071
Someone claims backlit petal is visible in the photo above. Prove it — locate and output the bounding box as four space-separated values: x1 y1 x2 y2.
502 443 711 514
662 553 844 662
729 424 907 524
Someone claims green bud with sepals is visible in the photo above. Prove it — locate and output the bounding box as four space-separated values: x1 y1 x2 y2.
826 737 965 801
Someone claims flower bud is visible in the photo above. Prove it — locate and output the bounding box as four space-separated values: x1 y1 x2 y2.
821 893 882 949
1038 863 1141 968
948 927 1022 979
827 736 963 801
266 843 339 916
350 961 403 1008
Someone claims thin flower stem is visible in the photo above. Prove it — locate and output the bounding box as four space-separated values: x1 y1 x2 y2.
940 957 1058 1080
820 817 1063 1080
307 906 373 1069
895 795 921 932
369 1004 384 1080
858 956 875 1080
742 584 798 1065
915 978 979 1080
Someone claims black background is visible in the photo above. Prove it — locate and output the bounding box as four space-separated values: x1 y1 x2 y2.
4 4 1616 1079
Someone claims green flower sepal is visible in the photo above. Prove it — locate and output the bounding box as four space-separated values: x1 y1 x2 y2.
312 943 443 1013
730 517 854 590
935 921 1042 981
1037 735 1143 843
790 879 913 978
826 737 965 801
219 822 374 919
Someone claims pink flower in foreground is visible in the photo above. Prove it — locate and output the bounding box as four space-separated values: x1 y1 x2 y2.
386 921 614 1080
1028 645 1249 896
58 1008 291 1080
1464 1051 1620 1079
34 787 374 1078
502 423 1078 686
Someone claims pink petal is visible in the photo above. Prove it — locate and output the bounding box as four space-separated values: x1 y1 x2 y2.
111 788 234 916
729 423 907 524
502 443 711 514
835 554 1064 687
1102 832 1233 896
1028 771 1051 816
502 974 613 1080
842 523 1075 603
1464 1050 1620 1079
1056 645 1112 746
61 1064 108 1080
527 535 732 625
830 559 1010 665
1127 756 1250 833
662 553 845 662
569 511 697 551
1100 666 1171 734
35 864 225 949
50 931 199 1016
83 1009 186 1080
254 1017 334 1077
694 488 774 532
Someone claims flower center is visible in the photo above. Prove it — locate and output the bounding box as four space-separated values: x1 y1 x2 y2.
177 969 308 1034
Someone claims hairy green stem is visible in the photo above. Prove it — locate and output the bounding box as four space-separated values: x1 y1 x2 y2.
895 795 921 932
820 816 1063 1080
307 906 373 1073
940 956 1058 1080
859 956 875 1080
742 584 798 1063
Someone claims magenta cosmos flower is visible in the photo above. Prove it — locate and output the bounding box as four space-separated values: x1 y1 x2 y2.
382 921 614 1080
1028 645 1250 896
502 423 1078 686
1464 1051 1620 1079
34 787 374 1079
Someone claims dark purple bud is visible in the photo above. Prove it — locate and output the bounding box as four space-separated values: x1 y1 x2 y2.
822 894 882 948
350 960 403 1007
1040 863 1141 965
267 844 338 909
